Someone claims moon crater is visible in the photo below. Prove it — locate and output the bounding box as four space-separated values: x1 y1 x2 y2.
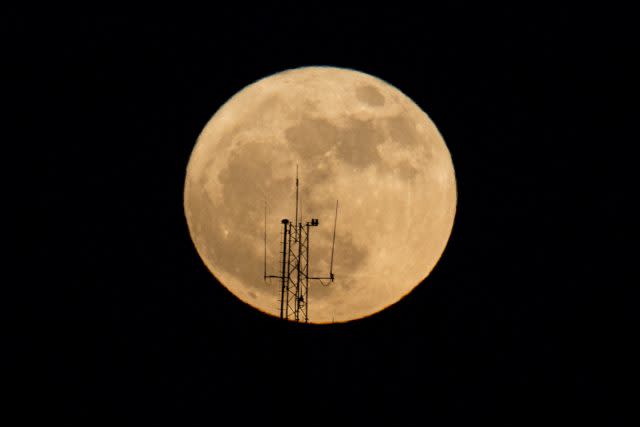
356 84 386 106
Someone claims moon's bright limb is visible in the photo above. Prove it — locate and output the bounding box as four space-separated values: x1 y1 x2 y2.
184 66 457 323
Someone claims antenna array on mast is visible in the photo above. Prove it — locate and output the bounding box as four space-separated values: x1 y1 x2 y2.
264 167 338 323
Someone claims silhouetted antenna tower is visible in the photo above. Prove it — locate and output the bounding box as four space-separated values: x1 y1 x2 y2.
264 166 338 323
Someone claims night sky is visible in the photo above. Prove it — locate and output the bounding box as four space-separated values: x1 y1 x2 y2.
12 6 634 426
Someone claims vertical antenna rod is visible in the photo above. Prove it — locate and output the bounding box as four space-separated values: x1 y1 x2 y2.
329 200 338 281
305 222 310 322
264 201 267 281
295 164 299 226
295 224 303 321
285 219 293 319
279 219 289 318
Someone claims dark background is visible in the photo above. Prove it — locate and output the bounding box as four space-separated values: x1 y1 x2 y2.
9 6 634 426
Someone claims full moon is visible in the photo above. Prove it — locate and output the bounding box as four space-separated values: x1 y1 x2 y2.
184 66 456 323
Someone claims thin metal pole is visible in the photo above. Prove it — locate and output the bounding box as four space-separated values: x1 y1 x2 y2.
295 165 299 227
295 222 303 322
264 201 267 281
305 223 310 323
279 220 288 319
285 221 293 319
329 200 338 280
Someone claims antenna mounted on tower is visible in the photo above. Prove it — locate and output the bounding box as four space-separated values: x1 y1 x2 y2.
263 168 338 322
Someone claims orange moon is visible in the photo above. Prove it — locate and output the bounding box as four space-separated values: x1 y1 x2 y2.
184 66 457 323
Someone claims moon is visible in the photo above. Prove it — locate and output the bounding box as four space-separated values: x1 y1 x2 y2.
184 66 456 323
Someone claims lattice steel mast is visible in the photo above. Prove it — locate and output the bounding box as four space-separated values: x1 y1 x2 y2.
264 166 338 322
